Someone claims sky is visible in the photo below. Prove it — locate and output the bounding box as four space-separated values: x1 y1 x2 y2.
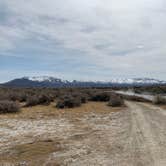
0 0 166 82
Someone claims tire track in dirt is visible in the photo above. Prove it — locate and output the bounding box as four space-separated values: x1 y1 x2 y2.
126 101 166 166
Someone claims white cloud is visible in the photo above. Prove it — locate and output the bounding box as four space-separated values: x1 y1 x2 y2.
0 0 166 80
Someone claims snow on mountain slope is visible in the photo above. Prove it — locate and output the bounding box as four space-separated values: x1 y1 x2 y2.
24 76 70 84
108 78 166 84
28 76 52 82
25 76 166 84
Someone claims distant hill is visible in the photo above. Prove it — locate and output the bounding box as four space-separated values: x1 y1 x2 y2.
1 76 166 88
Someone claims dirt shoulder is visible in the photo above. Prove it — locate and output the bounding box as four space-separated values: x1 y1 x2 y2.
0 102 123 165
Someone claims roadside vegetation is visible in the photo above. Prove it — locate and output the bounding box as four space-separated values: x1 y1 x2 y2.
0 87 126 113
108 93 124 107
0 100 20 114
0 85 165 114
132 85 166 94
153 95 166 105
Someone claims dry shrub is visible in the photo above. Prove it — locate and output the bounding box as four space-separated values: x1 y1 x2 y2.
0 94 9 101
25 96 39 106
80 95 87 103
90 92 110 102
108 94 124 107
0 100 20 114
26 94 51 106
70 92 88 103
18 93 27 102
0 90 27 102
56 95 81 108
38 94 52 105
153 95 166 105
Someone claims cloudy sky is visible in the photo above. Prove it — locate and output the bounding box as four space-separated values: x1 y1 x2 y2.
0 0 166 82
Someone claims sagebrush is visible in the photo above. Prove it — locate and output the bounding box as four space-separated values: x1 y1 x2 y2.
0 100 20 114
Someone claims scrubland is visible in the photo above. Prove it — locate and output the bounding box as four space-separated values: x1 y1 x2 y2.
0 87 166 165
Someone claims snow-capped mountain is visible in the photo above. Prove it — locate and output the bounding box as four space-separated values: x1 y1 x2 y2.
1 76 166 87
25 76 69 83
23 77 166 84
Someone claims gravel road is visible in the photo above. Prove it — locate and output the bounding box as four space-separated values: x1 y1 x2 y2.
124 101 166 166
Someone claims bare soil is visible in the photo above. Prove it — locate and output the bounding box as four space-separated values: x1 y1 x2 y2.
0 101 166 165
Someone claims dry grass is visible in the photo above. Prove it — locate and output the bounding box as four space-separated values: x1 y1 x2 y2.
0 102 124 165
0 140 62 166
0 102 122 120
161 105 166 110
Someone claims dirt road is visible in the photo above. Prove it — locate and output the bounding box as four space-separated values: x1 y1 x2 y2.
0 102 166 165
124 102 166 166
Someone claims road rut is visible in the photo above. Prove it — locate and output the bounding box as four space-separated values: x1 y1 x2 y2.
124 101 166 166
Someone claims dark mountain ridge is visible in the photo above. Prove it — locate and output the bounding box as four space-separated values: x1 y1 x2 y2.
1 76 166 88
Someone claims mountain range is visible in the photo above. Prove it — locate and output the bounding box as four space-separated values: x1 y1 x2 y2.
1 76 166 88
